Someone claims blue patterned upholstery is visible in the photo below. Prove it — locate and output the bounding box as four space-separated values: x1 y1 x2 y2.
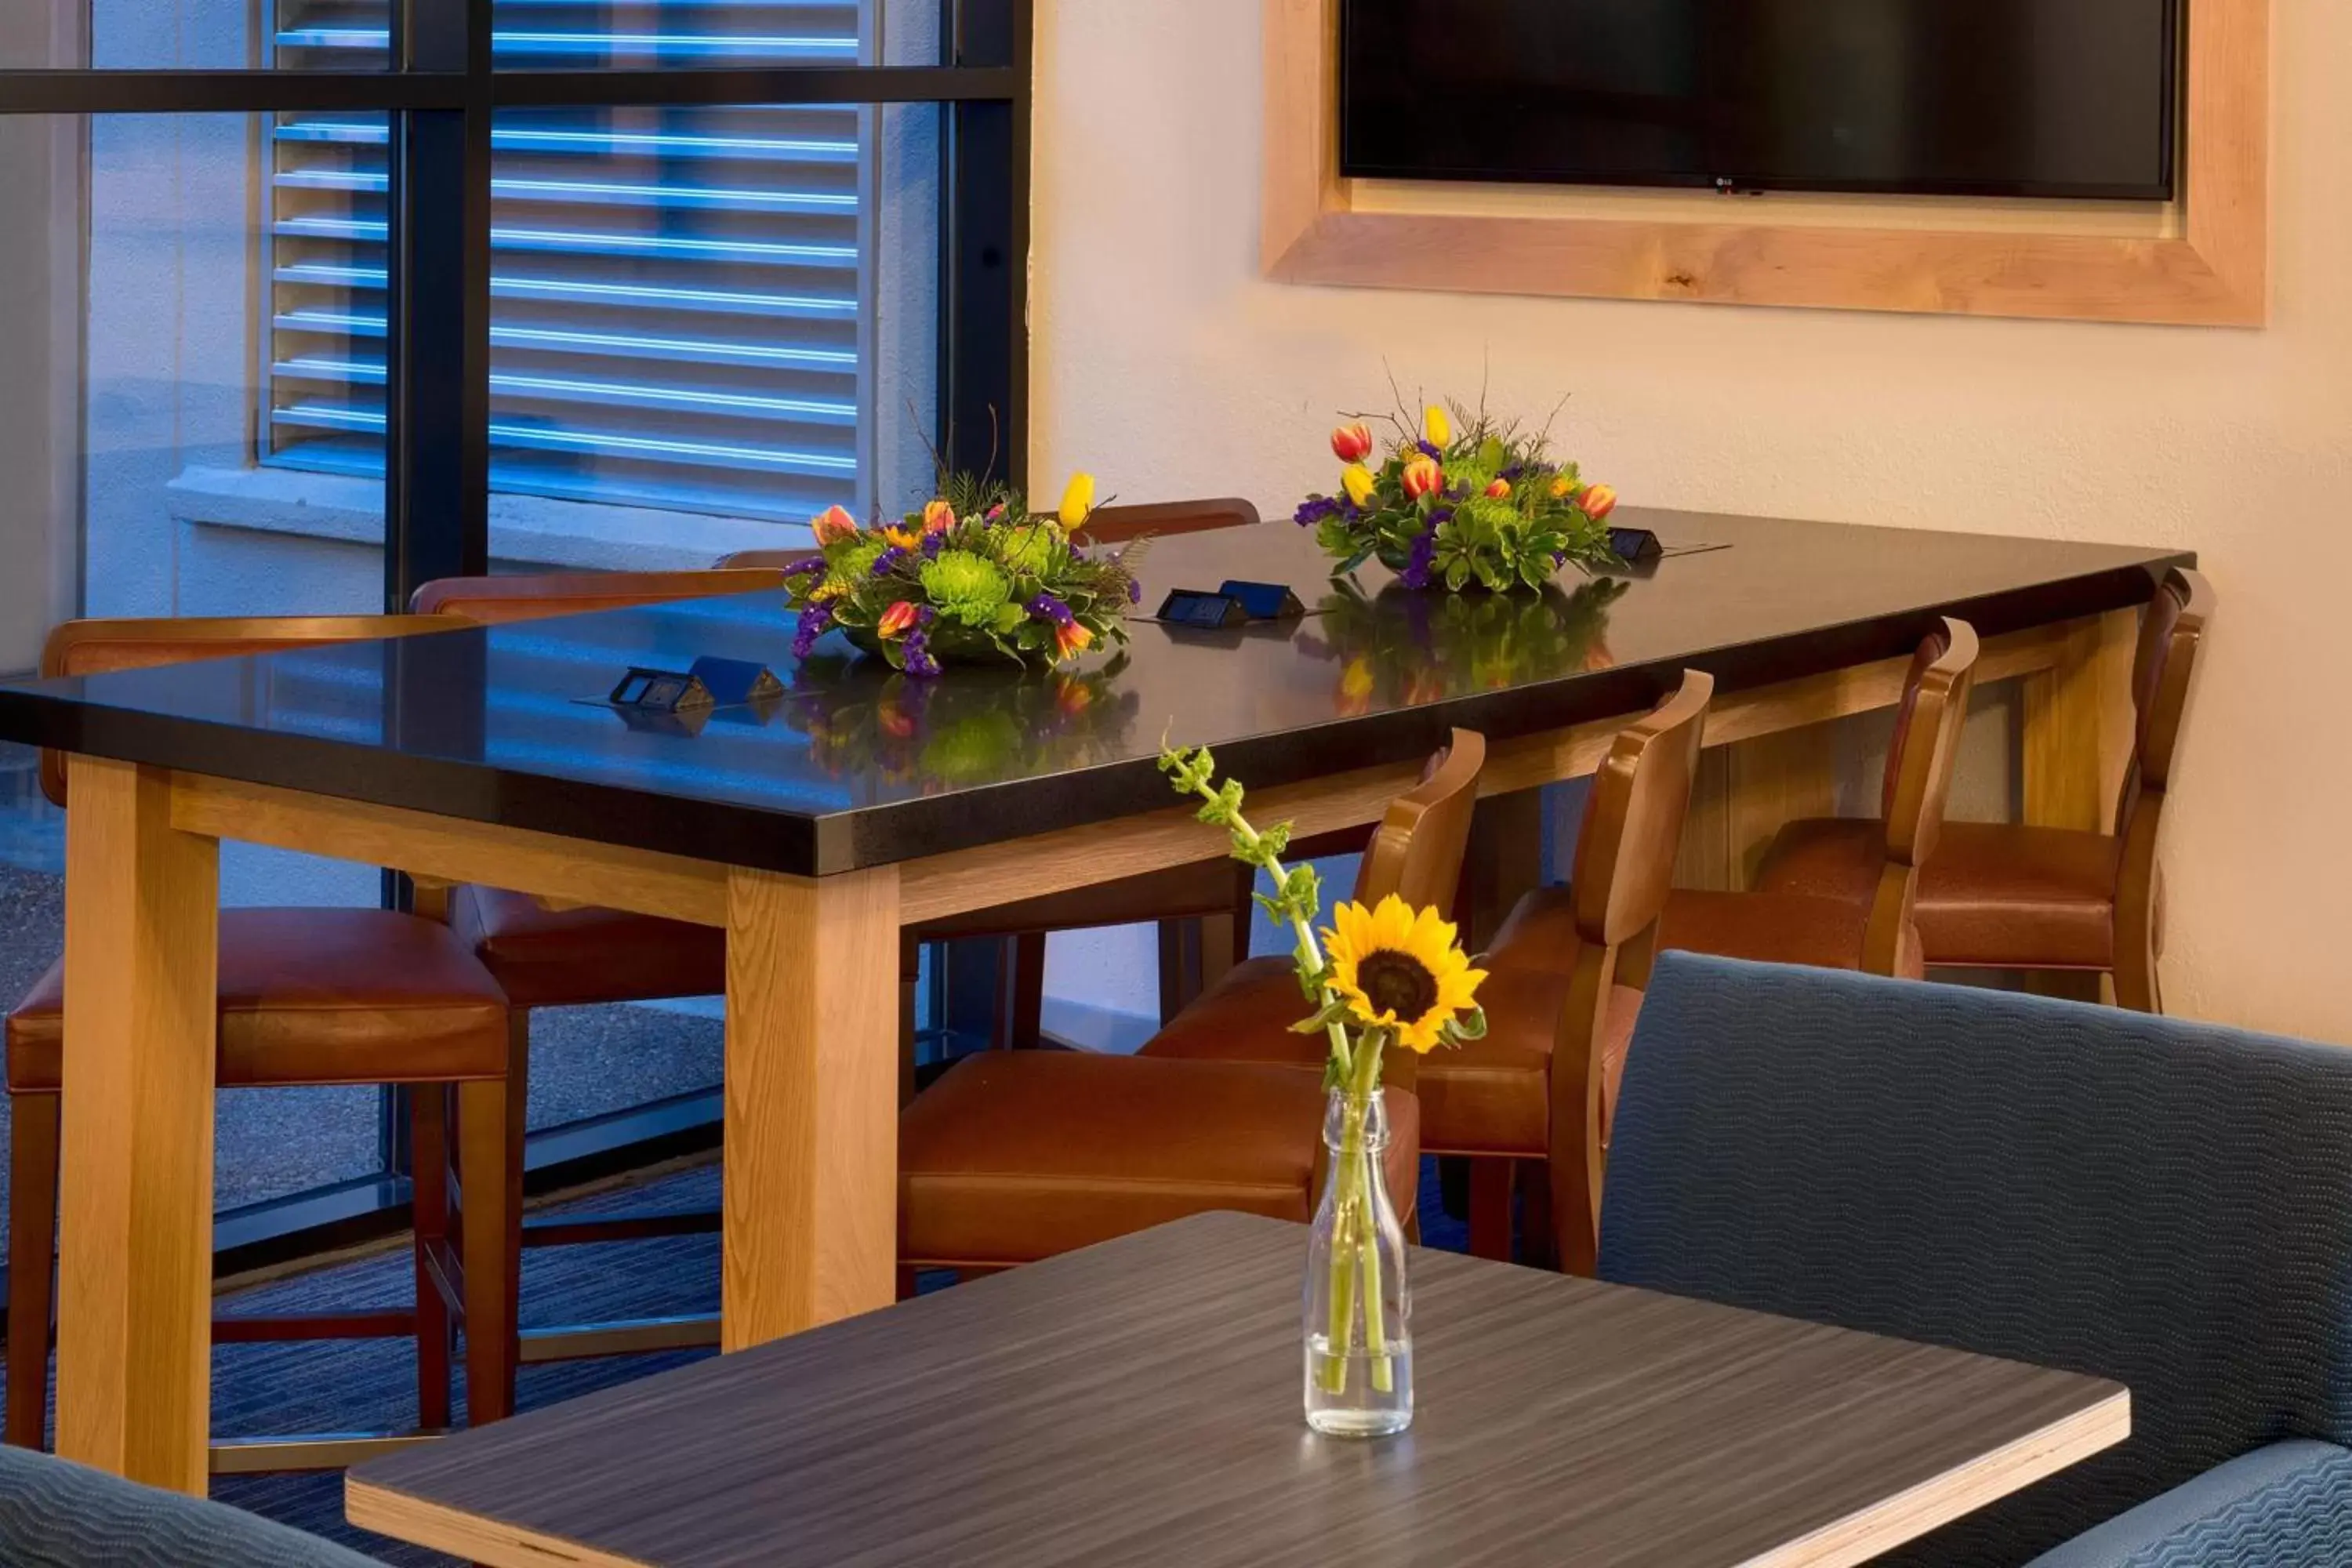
0 1446 380 1566
2026 1440 2352 1567
1598 953 2352 1566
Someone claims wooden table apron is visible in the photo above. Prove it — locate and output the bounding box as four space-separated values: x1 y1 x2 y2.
47 608 2135 1494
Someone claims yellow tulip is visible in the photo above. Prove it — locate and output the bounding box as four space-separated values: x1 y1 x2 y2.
1341 463 1377 507
1058 472 1097 527
1423 404 1453 448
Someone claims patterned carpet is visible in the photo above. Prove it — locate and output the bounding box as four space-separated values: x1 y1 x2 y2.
5 1156 1476 1563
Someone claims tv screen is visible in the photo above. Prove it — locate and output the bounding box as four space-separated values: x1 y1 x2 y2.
1341 0 2178 201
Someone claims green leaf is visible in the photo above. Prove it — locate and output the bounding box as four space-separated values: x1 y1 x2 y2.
1445 558 1472 593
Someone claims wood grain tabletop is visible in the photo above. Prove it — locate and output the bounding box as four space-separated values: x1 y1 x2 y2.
349 1212 2126 1567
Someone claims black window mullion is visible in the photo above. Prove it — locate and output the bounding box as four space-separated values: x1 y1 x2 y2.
383 0 491 609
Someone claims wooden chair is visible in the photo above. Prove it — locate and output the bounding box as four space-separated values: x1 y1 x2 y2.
5 615 518 1468
1140 681 1715 1269
1650 618 1980 981
1758 572 2212 1011
899 731 1482 1276
1070 496 1259 545
407 568 789 626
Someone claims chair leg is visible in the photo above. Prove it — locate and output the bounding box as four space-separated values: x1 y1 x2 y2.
1520 1163 1557 1272
1156 918 1200 1024
1009 933 1047 1048
5 1093 60 1450
1467 1158 1515 1262
456 1076 519 1425
408 1084 453 1432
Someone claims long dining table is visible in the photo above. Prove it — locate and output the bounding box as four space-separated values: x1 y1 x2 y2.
0 506 2190 1492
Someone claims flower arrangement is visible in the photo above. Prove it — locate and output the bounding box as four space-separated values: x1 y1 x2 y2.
782 471 1140 676
1159 740 1486 1433
782 654 1138 789
1294 396 1621 593
1300 577 1628 714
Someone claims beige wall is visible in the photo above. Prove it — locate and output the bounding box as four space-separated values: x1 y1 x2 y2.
1027 0 2352 1043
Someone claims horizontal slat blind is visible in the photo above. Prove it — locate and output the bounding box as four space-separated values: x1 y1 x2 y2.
266 2 870 524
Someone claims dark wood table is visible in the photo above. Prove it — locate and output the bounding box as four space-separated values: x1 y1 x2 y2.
0 507 2186 1492
347 1213 2129 1567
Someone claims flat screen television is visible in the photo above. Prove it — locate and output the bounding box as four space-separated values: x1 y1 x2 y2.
1340 0 2179 201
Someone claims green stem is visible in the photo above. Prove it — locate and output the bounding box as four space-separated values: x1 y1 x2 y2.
1351 1037 1395 1396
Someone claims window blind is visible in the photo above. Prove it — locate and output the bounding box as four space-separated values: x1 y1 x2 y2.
265 2 870 524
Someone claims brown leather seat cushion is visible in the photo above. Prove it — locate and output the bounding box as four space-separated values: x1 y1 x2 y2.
7 908 508 1093
898 1051 1421 1269
1757 817 2119 970
452 886 725 1009
1144 919 1642 1159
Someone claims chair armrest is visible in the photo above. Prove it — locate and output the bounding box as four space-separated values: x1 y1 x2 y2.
2026 1439 2352 1568
0 1446 382 1566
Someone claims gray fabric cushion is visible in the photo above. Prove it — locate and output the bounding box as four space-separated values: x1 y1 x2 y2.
1598 953 2352 1567
2026 1441 2352 1567
0 1446 381 1567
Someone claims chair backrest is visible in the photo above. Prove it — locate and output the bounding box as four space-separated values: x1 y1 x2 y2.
1069 497 1259 546
1523 670 1713 1272
0 1443 384 1566
2113 568 2214 1011
38 614 453 808
412 568 789 625
1345 728 1486 1096
1352 728 1486 915
1600 953 2352 1565
1860 616 1979 974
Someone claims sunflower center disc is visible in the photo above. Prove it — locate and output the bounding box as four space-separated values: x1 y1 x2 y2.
1357 951 1439 1023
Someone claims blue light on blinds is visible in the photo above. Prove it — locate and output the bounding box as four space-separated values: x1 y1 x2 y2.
264 0 871 524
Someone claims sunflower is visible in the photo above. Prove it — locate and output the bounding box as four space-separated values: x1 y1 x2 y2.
1323 894 1485 1054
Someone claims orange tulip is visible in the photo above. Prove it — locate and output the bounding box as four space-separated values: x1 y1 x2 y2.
1054 620 1095 660
1581 484 1619 521
811 504 860 545
922 499 956 534
1401 455 1443 501
1484 478 1512 499
1330 423 1374 463
877 601 920 639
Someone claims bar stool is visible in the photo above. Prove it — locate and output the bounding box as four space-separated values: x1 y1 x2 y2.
4 615 519 1470
898 731 1483 1274
1755 571 2212 1011
1144 681 1714 1266
1645 618 1980 980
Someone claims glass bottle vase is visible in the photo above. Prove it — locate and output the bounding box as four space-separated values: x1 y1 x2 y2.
1302 1087 1413 1436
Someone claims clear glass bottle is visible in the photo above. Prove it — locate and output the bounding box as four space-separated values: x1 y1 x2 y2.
1302 1087 1413 1436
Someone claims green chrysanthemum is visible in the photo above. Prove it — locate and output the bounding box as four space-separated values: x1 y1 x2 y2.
920 549 1013 627
826 539 889 597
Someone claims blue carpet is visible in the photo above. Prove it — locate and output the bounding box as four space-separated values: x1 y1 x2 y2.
5 1156 1480 1564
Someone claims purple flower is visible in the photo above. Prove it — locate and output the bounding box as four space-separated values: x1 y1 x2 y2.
902 628 942 679
783 556 825 579
1400 527 1439 591
869 545 909 578
1293 495 1344 528
1417 440 1443 461
1427 506 1455 528
920 531 946 559
1500 463 1526 482
916 604 937 626
790 601 835 660
1127 579 1143 604
1027 592 1075 626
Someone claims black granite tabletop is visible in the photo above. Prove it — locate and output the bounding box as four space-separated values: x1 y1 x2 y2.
0 508 2189 876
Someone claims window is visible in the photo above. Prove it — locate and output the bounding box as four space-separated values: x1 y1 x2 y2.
0 0 1027 1276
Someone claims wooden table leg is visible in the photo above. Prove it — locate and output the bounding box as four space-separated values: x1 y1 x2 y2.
56 760 219 1493
2022 611 2139 834
2020 609 2140 1003
722 865 902 1349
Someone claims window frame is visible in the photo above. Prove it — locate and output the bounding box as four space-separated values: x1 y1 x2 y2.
0 0 1029 1273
